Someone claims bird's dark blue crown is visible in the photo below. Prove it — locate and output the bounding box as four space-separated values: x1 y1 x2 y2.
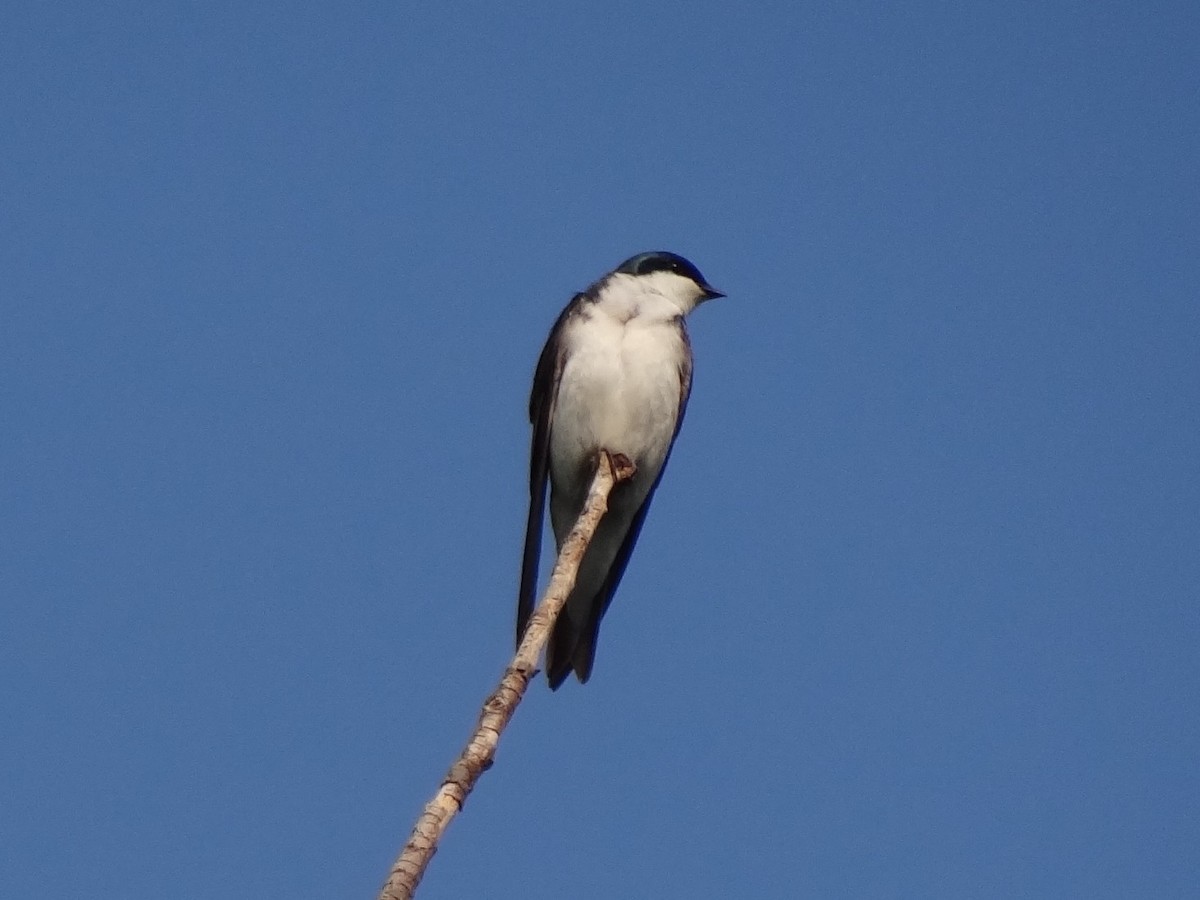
614 251 721 298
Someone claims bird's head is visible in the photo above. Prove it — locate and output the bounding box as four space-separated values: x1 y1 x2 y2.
614 251 725 310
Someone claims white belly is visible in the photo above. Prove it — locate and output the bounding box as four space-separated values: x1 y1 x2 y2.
549 313 683 488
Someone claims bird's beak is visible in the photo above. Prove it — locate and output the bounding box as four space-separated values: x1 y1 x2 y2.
701 284 726 301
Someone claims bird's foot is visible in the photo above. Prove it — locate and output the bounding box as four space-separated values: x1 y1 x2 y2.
604 450 637 483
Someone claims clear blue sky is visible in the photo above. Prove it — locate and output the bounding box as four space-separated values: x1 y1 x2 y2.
3 3 1197 898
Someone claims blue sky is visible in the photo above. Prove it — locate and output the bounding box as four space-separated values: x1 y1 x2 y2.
2 2 1197 897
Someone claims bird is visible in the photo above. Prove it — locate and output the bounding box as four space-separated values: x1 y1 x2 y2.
516 250 724 689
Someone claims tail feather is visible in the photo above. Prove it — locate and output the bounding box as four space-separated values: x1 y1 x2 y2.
545 598 604 690
546 612 578 690
570 627 599 685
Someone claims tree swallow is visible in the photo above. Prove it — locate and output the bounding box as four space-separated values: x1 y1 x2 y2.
517 251 724 689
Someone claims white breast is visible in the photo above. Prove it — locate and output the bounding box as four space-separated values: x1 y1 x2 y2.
549 302 684 486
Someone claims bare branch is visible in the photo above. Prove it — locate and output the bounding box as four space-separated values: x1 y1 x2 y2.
377 451 635 900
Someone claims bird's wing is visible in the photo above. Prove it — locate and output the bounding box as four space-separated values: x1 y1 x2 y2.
515 295 583 648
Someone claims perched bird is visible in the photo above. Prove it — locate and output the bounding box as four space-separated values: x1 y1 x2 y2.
517 251 724 688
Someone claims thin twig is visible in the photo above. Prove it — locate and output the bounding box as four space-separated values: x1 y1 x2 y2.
377 451 635 900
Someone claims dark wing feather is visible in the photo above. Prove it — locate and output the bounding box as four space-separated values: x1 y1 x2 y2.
567 324 695 684
515 296 583 649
